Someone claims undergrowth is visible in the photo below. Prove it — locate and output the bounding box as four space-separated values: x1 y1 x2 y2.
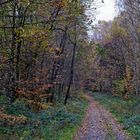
0 91 88 140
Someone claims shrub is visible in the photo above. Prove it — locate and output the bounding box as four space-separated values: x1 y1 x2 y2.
112 79 126 96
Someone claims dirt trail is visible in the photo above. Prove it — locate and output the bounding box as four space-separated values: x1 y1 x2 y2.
74 94 132 140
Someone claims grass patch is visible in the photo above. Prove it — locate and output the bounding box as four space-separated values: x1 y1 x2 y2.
0 91 88 140
90 92 140 140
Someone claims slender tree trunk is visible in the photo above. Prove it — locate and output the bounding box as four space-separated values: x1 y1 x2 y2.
64 23 77 105
9 2 17 102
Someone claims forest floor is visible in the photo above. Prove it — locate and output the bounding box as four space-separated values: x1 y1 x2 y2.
0 91 89 140
74 93 133 140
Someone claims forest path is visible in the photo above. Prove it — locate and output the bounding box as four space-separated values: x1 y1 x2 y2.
74 93 132 140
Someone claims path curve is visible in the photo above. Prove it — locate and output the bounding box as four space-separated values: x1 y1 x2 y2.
74 94 132 140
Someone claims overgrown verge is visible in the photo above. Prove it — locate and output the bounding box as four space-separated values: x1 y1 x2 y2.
90 92 140 140
0 91 88 140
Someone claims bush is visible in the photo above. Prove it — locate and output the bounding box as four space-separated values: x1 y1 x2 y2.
112 79 126 96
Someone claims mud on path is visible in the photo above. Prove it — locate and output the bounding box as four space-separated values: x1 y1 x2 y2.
74 94 132 140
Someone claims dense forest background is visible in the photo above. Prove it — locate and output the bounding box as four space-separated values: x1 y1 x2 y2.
0 0 91 105
0 0 140 139
88 0 140 97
